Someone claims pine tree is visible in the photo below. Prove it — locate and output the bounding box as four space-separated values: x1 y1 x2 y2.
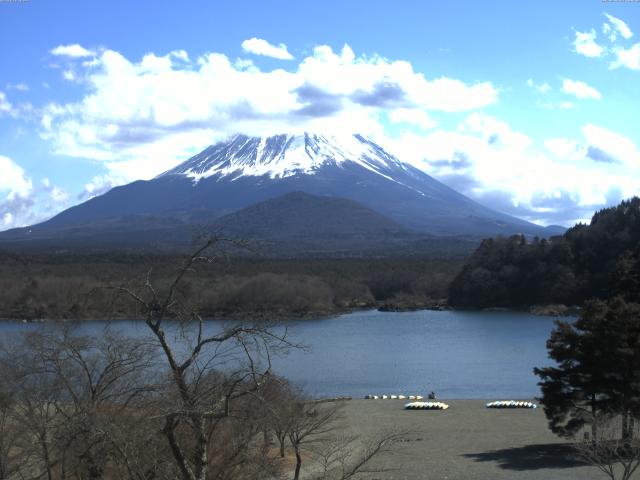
535 298 640 440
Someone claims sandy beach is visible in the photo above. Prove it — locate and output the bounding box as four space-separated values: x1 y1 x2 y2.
340 399 604 480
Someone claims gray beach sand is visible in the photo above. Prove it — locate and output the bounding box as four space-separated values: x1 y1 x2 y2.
338 399 606 480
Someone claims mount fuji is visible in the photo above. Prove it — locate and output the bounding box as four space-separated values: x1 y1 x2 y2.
0 133 562 253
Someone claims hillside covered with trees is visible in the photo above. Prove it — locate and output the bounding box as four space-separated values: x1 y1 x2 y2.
449 197 640 309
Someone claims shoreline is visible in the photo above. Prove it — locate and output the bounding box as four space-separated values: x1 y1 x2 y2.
0 302 579 323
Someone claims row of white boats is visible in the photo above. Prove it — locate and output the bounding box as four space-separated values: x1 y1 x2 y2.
486 400 537 409
404 401 449 410
364 394 424 400
364 395 538 410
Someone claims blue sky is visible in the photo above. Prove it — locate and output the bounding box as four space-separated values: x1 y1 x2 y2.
0 0 639 229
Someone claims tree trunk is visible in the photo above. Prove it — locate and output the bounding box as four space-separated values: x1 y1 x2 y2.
82 450 104 480
293 445 302 480
278 433 286 458
591 395 597 442
40 436 53 480
192 416 208 480
622 411 630 443
60 448 68 480
88 464 103 480
163 417 195 480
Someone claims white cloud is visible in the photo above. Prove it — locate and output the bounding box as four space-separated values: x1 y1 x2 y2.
543 125 640 169
562 78 601 100
40 44 499 181
241 38 294 60
575 15 639 71
0 156 72 231
526 78 550 94
604 13 633 41
582 123 640 167
49 184 70 203
611 44 640 70
414 77 497 112
458 112 532 150
0 155 34 230
0 155 32 197
79 174 121 201
170 49 190 62
543 138 583 161
0 91 13 115
546 100 575 110
7 83 29 92
0 92 29 120
388 108 437 130
574 29 605 58
62 70 77 81
379 115 640 226
50 43 96 58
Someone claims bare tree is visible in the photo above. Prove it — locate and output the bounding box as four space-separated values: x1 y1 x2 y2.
0 387 29 480
287 399 344 480
285 397 407 480
309 430 407 480
254 373 409 480
38 328 157 479
112 238 293 480
261 376 299 458
9 363 61 480
0 326 160 480
574 413 640 480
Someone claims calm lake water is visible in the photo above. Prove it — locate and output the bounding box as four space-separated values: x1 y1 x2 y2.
0 309 565 399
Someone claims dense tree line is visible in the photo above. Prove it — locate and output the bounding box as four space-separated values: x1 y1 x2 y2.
0 253 461 321
449 197 640 308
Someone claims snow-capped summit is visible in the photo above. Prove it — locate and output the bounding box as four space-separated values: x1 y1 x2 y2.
161 132 411 184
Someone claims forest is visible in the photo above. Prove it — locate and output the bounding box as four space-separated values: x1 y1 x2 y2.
449 197 640 309
0 249 461 321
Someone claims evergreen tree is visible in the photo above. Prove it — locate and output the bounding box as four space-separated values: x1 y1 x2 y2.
535 298 640 440
614 249 640 303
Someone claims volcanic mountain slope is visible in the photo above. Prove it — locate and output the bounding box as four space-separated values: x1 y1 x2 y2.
0 132 561 252
214 191 407 238
207 191 470 257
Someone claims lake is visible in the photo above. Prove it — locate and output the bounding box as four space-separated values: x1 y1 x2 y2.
0 309 564 399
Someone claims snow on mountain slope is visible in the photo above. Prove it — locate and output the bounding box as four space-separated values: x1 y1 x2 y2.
161 133 417 188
